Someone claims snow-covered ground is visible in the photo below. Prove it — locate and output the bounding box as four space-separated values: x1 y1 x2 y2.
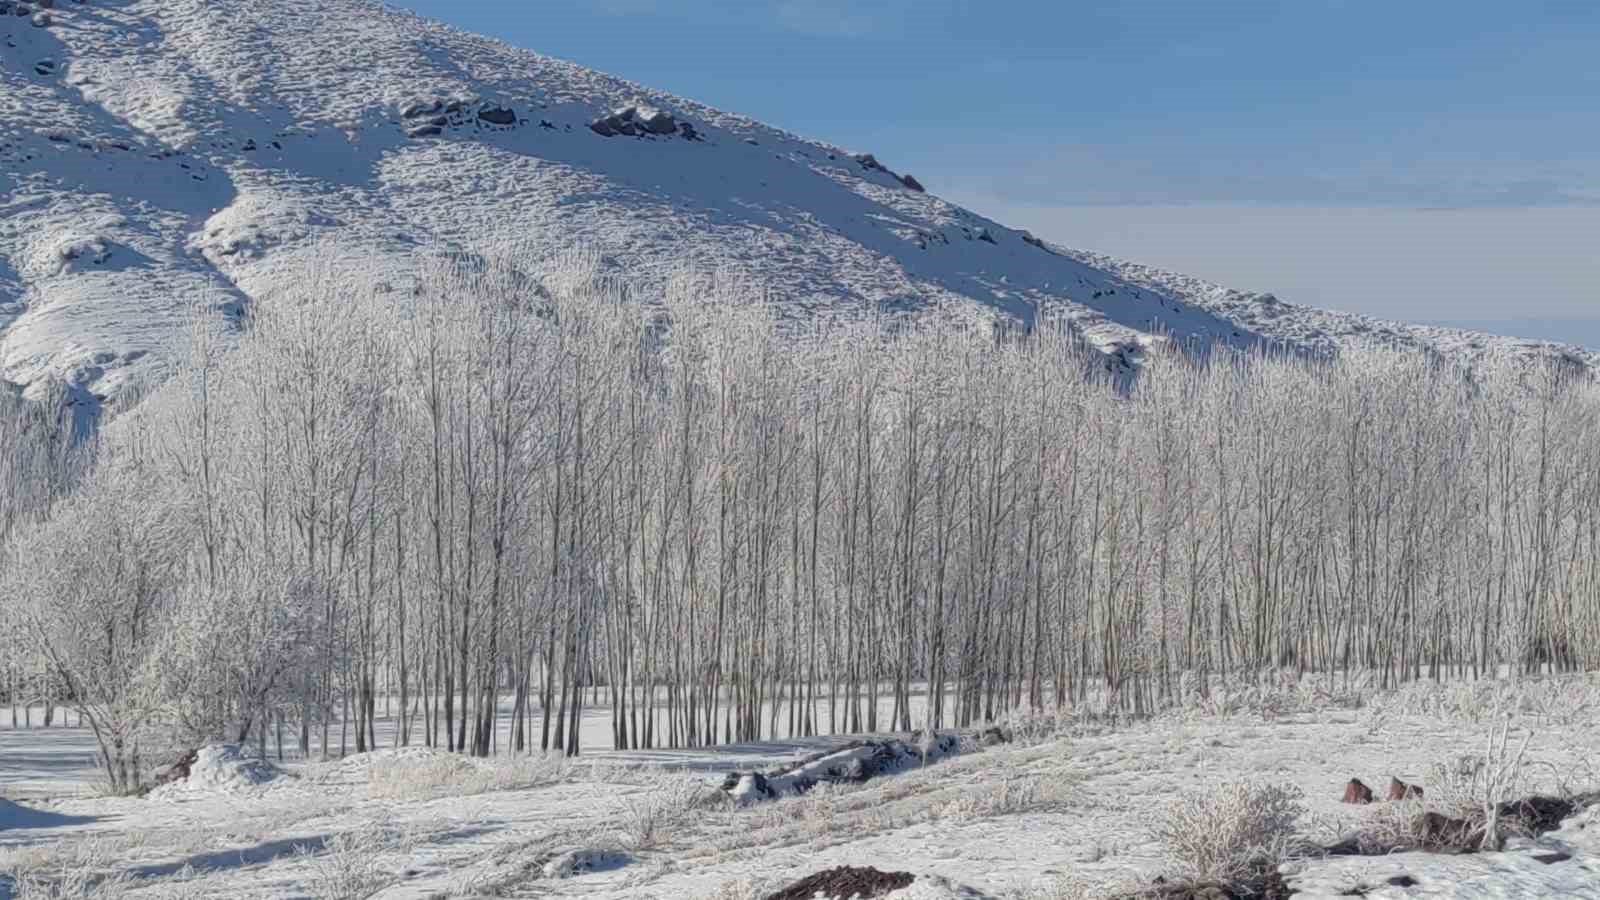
7 4 1600 897
4 0 1597 412
3 679 1598 899
0 691 940 801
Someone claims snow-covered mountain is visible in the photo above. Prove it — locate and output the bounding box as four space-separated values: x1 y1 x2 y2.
3 0 1595 407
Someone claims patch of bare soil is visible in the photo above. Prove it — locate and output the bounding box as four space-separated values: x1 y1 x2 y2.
764 865 916 900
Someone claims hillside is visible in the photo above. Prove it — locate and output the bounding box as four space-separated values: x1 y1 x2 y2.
2 0 1595 408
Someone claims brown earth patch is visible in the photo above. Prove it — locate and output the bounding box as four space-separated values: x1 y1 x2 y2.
764 866 915 900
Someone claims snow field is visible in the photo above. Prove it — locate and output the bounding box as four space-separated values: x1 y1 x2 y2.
1 676 1597 898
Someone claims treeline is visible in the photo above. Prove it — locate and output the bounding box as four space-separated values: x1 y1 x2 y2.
3 250 1598 792
0 380 83 732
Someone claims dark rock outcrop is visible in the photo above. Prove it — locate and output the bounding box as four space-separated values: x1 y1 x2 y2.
1022 231 1063 255
590 105 686 139
477 106 515 126
852 153 923 191
401 99 442 119
855 153 886 172
637 107 676 134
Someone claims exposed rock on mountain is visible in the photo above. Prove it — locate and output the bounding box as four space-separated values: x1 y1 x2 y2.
2 0 1594 411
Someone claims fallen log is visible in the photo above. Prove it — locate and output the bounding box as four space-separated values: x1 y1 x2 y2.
720 732 961 804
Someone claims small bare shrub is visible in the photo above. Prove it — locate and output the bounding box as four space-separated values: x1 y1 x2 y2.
1154 781 1306 883
0 836 135 900
1184 669 1368 722
1364 674 1600 731
366 751 572 801
617 779 704 850
1 869 131 900
1348 797 1429 854
295 821 416 900
997 708 1080 744
940 774 1071 821
1423 715 1535 850
147 866 221 900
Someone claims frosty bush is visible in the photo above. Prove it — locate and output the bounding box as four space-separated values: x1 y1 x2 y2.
366 750 572 800
1365 673 1600 732
296 822 417 900
616 778 706 850
940 774 1071 821
1154 781 1306 884
1183 669 1370 721
1427 715 1535 851
995 708 1083 744
0 836 130 900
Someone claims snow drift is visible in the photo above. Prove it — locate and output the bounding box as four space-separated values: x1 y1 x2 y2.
146 744 286 800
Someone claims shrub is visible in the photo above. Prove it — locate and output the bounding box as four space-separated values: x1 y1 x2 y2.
295 821 417 900
366 750 572 800
0 836 130 900
617 779 705 851
1153 781 1305 883
939 774 1072 821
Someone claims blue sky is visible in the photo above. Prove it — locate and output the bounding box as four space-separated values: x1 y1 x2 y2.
389 0 1598 332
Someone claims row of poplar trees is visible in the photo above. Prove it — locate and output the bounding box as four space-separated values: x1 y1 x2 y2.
3 249 1598 791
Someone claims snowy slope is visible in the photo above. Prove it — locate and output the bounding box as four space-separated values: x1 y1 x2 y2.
2 0 1595 407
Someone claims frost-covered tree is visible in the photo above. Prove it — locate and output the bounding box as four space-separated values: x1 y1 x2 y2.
6 246 1600 778
8 449 182 793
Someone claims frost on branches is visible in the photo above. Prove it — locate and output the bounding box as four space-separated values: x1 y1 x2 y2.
2 248 1599 793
